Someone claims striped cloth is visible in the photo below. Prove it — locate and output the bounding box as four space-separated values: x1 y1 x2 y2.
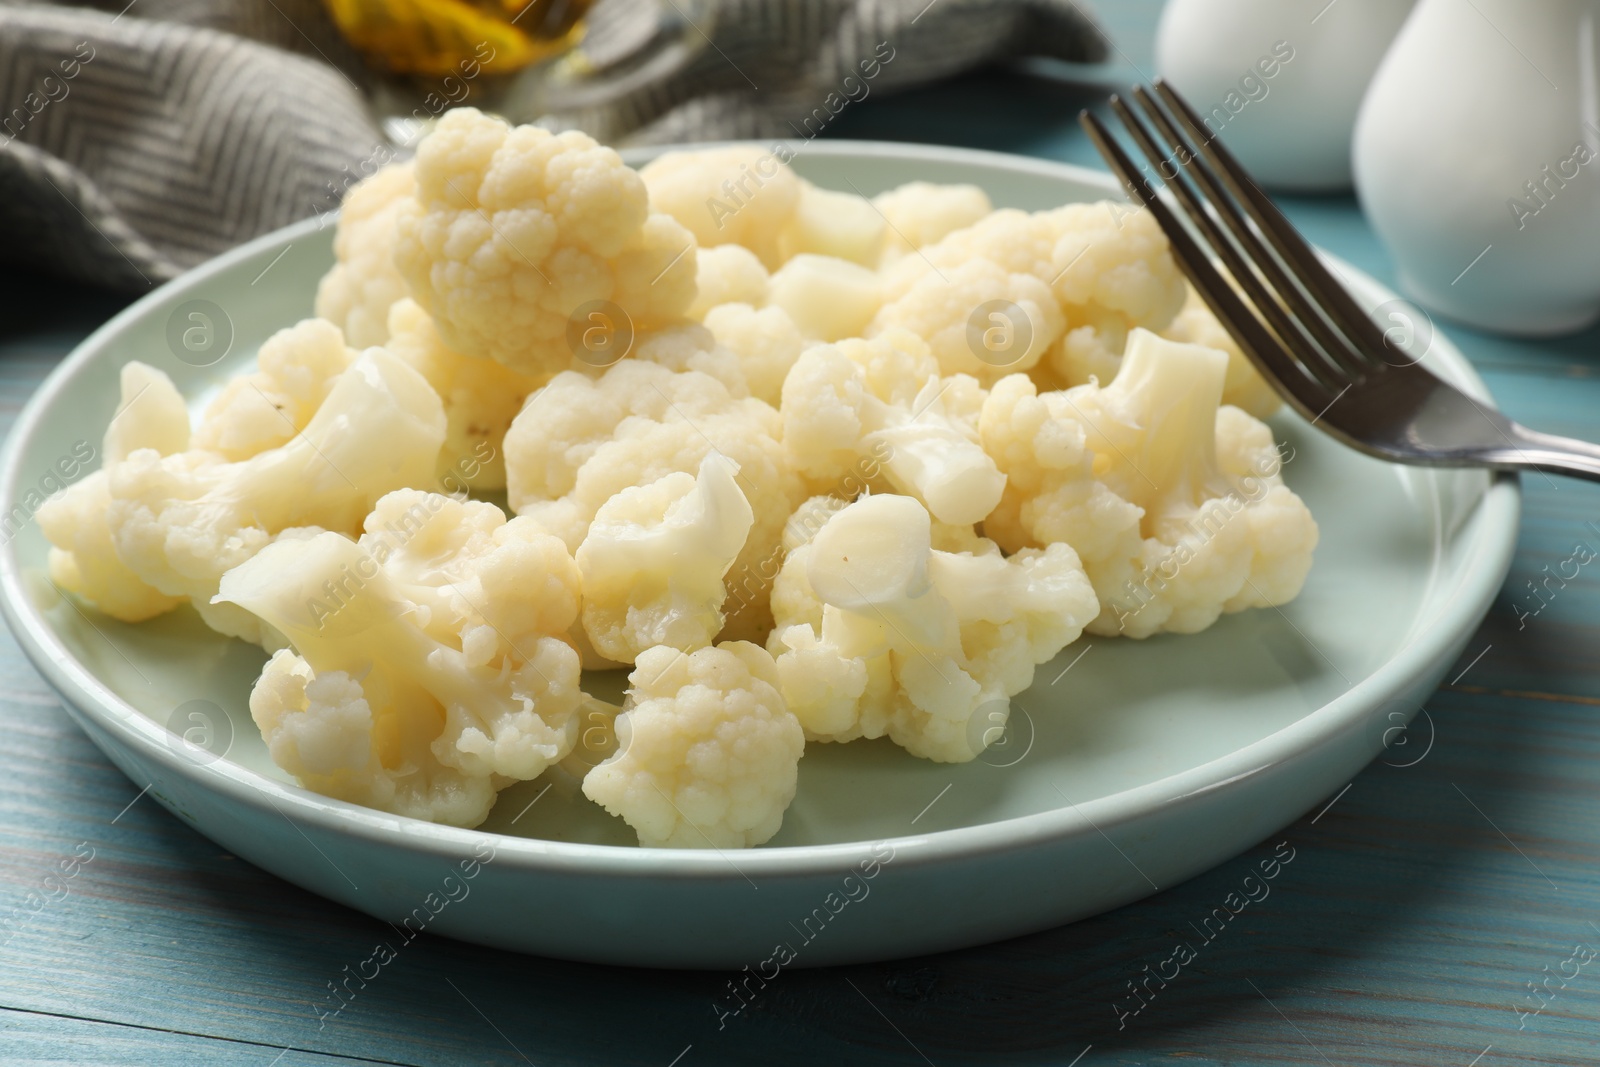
0 0 1107 292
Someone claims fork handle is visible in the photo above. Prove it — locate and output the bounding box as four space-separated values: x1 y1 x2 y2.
1499 424 1600 482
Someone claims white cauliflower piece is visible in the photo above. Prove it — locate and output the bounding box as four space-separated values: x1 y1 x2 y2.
1048 202 1187 327
688 244 769 320
104 361 191 464
248 651 499 827
979 372 1145 584
722 493 861 653
1052 286 1279 418
780 330 1003 526
640 145 802 268
395 108 696 376
984 329 1316 637
217 494 585 827
767 254 881 342
107 350 446 644
873 181 992 265
1048 305 1128 391
314 162 414 348
42 470 187 620
702 302 804 406
577 455 754 663
385 298 544 490
502 359 801 641
885 201 1179 308
775 184 886 266
870 257 1064 383
1160 286 1281 418
40 472 186 623
191 319 356 461
1037 204 1189 391
1212 405 1321 610
37 362 191 623
768 494 1098 761
626 322 749 396
766 495 850 634
643 148 884 268
881 206 1071 302
582 642 804 848
761 497 990 643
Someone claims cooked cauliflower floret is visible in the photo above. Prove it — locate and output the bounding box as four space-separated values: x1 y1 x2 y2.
762 497 987 640
1212 405 1321 609
577 455 754 664
881 206 1071 302
385 298 543 490
104 361 191 464
873 181 993 265
37 362 191 622
1038 205 1189 390
870 257 1064 383
641 148 886 269
702 302 805 406
767 254 881 342
1048 202 1187 326
688 244 769 319
640 145 802 268
40 472 186 623
1160 286 1281 418
582 642 804 848
979 372 1145 582
983 329 1316 637
1048 287 1277 418
768 494 1098 761
217 494 585 827
766 495 849 635
1048 305 1129 391
396 108 696 376
775 184 886 266
314 162 414 348
248 651 499 827
780 330 1003 525
627 322 749 395
881 201 1186 394
191 319 356 461
107 350 446 644
502 359 802 641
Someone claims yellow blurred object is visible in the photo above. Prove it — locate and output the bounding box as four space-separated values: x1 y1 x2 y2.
322 0 591 77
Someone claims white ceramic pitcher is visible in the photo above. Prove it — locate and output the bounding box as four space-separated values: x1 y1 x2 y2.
1155 0 1414 190
1354 0 1600 335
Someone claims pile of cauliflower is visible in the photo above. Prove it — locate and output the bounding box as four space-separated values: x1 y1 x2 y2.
39 109 1317 848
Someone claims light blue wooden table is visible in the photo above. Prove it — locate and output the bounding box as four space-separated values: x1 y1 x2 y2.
5 3 1600 1063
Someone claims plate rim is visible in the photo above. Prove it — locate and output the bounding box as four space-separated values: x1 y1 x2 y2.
0 139 1521 879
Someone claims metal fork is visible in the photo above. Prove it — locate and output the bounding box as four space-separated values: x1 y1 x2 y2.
1080 80 1600 483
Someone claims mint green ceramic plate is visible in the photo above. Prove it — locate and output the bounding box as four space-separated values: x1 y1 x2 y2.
0 142 1518 968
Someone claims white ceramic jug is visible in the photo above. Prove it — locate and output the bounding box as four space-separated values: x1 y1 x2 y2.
1155 0 1414 190
1354 0 1600 335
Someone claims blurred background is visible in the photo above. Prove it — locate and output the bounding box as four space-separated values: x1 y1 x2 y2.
9 0 1593 339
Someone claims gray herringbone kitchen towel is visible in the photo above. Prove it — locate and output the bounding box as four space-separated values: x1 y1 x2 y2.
0 0 1107 292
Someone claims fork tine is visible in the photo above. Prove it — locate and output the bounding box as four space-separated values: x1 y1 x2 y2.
1108 92 1358 392
1078 109 1336 423
1152 79 1398 364
1126 86 1373 384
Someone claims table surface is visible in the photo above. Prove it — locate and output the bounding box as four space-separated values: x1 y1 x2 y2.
6 3 1600 1065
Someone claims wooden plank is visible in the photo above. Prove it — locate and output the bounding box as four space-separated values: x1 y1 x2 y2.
8 667 1600 1067
0 1006 388 1066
